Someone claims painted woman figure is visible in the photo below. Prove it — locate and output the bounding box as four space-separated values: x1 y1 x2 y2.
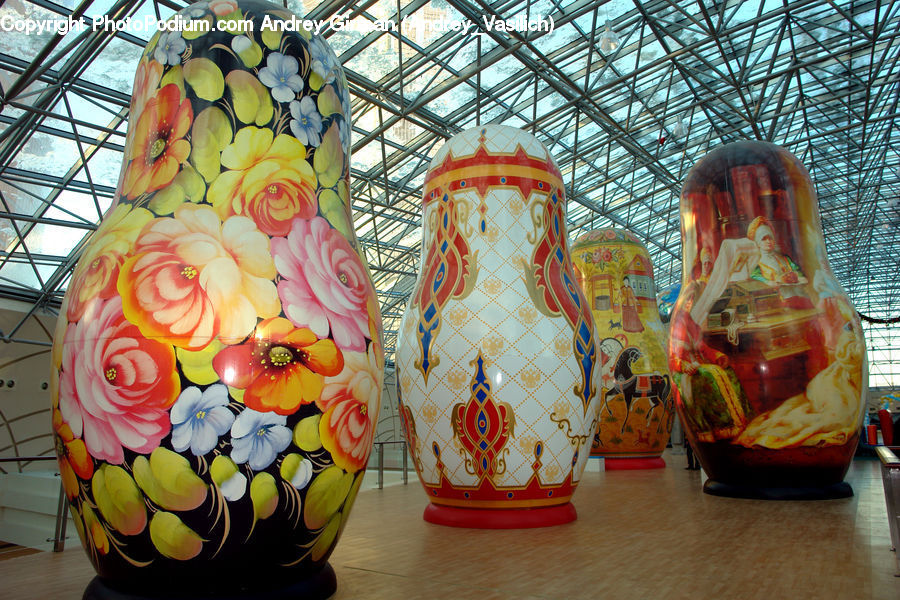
748 216 814 310
748 216 805 284
620 276 644 333
668 282 750 442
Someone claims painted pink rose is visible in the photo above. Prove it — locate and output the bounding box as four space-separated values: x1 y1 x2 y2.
58 297 180 464
273 217 372 351
317 345 382 473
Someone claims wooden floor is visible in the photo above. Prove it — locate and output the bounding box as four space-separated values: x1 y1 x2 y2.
3 452 899 599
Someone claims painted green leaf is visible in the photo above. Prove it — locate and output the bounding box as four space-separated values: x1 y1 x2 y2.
310 514 340 561
261 27 282 50
303 466 352 530
317 84 342 117
133 447 208 511
210 455 239 484
226 70 273 126
149 511 203 560
280 453 313 490
182 16 213 40
308 71 324 92
173 164 206 202
340 474 364 531
319 188 351 240
250 472 278 522
160 65 185 97
293 414 323 451
177 339 224 385
314 122 343 188
146 163 206 214
148 184 186 215
184 58 224 101
92 465 147 536
216 8 246 36
232 36 263 68
190 106 232 182
210 455 247 501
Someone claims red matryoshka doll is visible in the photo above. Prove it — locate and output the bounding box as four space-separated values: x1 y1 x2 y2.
571 229 675 469
50 2 383 597
668 140 866 499
395 125 602 528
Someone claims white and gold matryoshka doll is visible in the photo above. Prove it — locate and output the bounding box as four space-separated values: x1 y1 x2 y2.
395 125 602 528
668 140 866 499
571 229 675 469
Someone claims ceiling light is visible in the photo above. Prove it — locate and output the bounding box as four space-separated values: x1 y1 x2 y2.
599 21 620 54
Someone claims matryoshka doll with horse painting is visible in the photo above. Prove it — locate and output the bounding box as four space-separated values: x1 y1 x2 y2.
571 229 675 469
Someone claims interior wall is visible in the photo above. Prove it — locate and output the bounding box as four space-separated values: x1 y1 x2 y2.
0 304 56 472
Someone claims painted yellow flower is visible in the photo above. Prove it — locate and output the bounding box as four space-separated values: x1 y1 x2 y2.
317 345 382 473
207 127 318 236
118 204 279 349
66 204 153 322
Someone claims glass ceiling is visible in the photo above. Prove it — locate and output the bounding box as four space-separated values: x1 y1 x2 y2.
0 0 898 384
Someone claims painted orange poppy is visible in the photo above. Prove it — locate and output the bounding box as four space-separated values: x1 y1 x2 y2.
53 408 93 500
213 317 343 415
122 83 193 199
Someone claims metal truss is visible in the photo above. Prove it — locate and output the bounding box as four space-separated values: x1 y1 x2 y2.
0 0 898 384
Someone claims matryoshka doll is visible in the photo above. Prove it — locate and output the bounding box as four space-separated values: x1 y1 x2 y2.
668 140 866 499
571 229 675 469
50 2 383 598
395 125 602 528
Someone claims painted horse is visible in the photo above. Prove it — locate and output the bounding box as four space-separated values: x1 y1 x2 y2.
603 347 672 434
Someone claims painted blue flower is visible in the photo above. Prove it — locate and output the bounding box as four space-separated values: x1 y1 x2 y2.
337 115 351 149
230 409 291 471
340 85 351 120
154 31 186 66
289 97 323 147
258 52 304 103
170 384 235 456
308 36 338 84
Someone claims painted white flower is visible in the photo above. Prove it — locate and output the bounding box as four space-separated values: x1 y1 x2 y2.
289 97 323 147
210 455 247 501
170 385 235 456
258 52 304 103
281 454 314 490
231 35 252 54
308 36 338 84
230 408 291 470
337 115 351 149
154 31 186 66
186 2 208 18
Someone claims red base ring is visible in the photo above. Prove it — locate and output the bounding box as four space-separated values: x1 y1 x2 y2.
604 457 666 470
423 502 577 529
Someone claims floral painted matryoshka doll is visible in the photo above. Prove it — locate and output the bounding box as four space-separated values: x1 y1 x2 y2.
668 140 866 499
571 229 675 469
51 2 383 597
395 125 602 528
